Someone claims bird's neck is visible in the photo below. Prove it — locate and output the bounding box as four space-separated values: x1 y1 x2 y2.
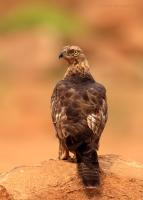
63 59 95 83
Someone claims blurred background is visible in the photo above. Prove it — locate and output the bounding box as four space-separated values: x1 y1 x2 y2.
0 0 143 173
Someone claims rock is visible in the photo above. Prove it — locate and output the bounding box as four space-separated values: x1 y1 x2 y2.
0 185 14 200
0 155 143 200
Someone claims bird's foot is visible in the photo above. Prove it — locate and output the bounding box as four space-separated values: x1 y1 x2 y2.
63 155 76 163
59 155 71 161
69 156 76 163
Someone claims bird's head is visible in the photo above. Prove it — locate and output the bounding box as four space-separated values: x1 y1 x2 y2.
59 45 86 64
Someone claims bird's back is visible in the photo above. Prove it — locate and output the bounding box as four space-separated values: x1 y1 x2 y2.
51 78 107 138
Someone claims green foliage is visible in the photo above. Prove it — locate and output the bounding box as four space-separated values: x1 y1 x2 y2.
0 4 86 37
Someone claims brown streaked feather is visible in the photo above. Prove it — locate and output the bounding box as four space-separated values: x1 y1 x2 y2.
50 45 108 187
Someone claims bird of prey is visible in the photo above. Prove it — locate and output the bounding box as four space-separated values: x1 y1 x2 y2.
50 45 108 187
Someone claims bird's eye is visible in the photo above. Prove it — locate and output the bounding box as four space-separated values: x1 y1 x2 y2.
74 50 79 55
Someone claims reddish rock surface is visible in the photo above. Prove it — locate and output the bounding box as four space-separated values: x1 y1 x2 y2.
0 155 143 200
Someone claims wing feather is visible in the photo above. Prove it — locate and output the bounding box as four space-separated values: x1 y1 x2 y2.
51 81 108 146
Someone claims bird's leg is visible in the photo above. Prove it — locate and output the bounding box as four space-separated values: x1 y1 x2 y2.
58 139 71 160
70 151 77 163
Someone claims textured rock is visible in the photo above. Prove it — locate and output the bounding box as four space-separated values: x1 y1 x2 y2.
0 155 143 200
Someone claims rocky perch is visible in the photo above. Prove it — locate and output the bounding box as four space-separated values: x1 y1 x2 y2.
0 155 143 200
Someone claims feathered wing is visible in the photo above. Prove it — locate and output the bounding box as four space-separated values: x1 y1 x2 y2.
51 80 108 187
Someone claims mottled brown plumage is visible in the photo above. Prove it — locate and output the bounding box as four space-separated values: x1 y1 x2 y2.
50 45 108 187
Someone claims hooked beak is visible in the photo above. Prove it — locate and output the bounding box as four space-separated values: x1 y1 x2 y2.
59 51 66 59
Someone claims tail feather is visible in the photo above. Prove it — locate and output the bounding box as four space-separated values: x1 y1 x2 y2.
76 149 100 187
65 136 100 187
77 161 100 187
